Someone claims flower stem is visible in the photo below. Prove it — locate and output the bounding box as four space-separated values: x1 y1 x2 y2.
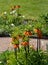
27 45 29 53
14 48 17 65
37 39 39 52
37 38 41 52
24 46 28 65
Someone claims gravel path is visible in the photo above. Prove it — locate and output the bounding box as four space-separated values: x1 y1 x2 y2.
0 37 48 53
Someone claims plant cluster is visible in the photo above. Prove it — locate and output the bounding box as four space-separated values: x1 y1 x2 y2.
0 49 48 65
0 5 48 36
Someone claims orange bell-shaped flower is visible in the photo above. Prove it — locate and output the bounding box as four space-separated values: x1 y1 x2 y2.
37 29 42 38
21 42 29 46
34 28 42 38
24 31 32 36
13 44 19 49
16 5 20 8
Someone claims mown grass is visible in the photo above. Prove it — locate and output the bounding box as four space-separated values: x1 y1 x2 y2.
0 0 48 18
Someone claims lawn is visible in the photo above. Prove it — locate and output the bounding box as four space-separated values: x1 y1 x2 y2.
0 0 48 18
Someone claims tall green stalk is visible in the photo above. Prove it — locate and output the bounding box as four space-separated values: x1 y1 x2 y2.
14 48 17 65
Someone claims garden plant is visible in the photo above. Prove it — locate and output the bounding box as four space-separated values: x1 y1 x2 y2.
0 5 48 65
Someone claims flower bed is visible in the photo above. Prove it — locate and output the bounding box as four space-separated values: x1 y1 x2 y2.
0 5 48 37
0 48 48 65
0 5 48 65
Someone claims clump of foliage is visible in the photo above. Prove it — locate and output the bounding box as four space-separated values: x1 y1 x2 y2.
0 5 48 36
0 48 48 65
